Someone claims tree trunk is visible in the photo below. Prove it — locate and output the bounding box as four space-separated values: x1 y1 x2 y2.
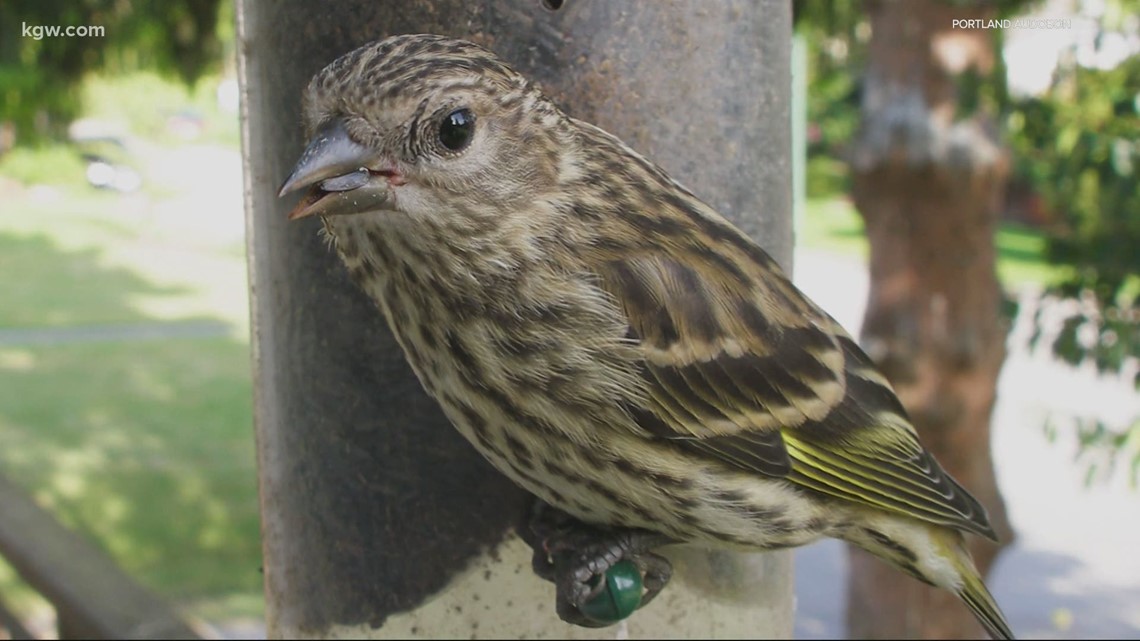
846 1 1014 638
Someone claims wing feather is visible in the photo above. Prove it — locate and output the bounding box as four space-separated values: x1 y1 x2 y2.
593 250 996 539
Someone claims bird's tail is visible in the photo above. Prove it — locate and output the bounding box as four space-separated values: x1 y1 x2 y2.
956 560 1014 640
934 529 1014 640
856 520 1014 640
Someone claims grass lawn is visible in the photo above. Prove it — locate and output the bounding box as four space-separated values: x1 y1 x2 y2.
0 339 260 615
0 185 259 625
0 70 259 627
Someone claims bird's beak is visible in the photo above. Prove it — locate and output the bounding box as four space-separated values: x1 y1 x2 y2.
278 120 395 220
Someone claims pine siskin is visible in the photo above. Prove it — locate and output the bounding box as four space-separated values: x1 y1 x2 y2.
278 34 1014 639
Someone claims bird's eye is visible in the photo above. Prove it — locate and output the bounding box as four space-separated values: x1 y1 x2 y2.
438 108 475 152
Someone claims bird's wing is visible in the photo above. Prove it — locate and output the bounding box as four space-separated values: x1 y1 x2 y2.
592 251 996 539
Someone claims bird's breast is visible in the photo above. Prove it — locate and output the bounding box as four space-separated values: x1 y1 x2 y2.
323 219 834 549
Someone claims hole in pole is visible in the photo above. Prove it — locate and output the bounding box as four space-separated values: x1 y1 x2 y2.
541 0 564 11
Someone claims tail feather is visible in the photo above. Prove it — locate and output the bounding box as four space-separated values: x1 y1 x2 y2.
958 569 1014 640
929 522 1015 639
848 517 1014 639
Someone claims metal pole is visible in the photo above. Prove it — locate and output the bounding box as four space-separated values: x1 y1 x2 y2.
237 0 794 637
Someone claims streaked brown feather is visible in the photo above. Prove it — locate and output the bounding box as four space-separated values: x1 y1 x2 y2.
590 240 996 540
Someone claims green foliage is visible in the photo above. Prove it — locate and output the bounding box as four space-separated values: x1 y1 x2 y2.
0 0 227 145
1013 46 1140 487
794 0 864 198
1010 57 1140 299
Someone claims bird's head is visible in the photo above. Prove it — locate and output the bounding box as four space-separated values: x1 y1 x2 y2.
278 34 565 227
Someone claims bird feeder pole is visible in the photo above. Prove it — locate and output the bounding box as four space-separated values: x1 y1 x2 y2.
237 1 795 637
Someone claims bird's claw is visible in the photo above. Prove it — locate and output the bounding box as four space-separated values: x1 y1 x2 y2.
521 499 674 627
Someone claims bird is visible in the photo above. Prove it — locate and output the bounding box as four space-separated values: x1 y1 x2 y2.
278 33 1013 639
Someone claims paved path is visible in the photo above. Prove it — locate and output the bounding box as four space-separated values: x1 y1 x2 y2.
0 320 231 346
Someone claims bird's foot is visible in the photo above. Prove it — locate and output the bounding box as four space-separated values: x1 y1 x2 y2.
521 499 674 627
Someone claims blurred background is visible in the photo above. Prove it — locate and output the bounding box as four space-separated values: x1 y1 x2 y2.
0 0 1136 639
